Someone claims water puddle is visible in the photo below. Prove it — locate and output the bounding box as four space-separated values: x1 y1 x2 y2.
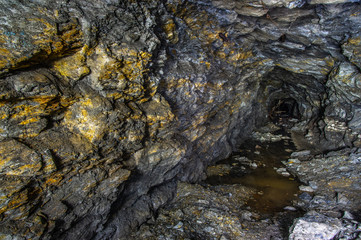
204 134 300 214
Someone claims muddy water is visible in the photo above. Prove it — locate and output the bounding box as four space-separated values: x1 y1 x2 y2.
205 136 300 214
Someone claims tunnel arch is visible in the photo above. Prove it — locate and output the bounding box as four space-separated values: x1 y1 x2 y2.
256 67 326 129
269 97 300 125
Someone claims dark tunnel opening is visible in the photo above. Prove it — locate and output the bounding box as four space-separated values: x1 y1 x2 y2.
269 98 300 126
255 67 327 133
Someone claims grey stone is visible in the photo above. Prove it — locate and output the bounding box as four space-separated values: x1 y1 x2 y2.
299 185 315 193
284 206 297 211
299 192 313 202
343 211 354 220
289 212 342 240
291 150 311 158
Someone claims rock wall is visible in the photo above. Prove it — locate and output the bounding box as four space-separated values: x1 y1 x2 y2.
0 0 360 239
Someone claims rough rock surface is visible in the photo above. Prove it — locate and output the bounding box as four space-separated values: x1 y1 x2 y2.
289 211 342 240
289 211 361 240
130 182 297 240
285 148 361 211
0 0 360 239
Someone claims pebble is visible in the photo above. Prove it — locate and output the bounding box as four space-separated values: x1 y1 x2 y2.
250 162 258 169
299 192 313 201
308 181 318 190
284 206 297 211
299 185 314 192
291 150 311 158
336 193 349 205
197 199 209 204
173 221 183 230
287 158 301 164
174 209 184 218
241 211 253 221
289 212 342 240
276 167 291 177
220 235 229 240
343 211 354 220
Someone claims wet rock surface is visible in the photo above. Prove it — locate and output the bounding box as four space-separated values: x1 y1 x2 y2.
289 211 361 240
134 130 361 239
286 148 361 211
204 134 300 214
131 181 300 240
0 0 360 239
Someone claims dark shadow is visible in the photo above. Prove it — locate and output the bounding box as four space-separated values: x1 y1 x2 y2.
269 98 300 126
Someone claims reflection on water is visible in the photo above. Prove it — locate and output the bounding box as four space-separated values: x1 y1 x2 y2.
242 167 299 213
205 136 300 214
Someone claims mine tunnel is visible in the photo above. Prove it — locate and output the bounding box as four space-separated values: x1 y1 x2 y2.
269 97 300 125
0 1 361 240
256 67 326 132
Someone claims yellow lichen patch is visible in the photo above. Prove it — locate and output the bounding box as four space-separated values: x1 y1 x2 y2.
276 56 335 76
142 94 175 138
87 45 153 101
228 50 254 62
200 60 211 69
10 96 56 116
1 187 42 222
0 191 28 215
169 2 256 68
0 31 16 70
106 92 124 100
30 17 83 56
213 46 255 67
3 162 41 176
41 155 57 175
166 77 192 89
8 164 39 176
52 46 90 81
216 50 227 59
0 15 83 73
163 18 179 44
182 8 212 33
0 111 7 120
19 117 40 125
119 49 152 81
62 96 108 143
328 177 355 189
326 56 335 67
343 36 361 68
351 11 360 17
0 139 42 176
0 96 74 139
347 36 361 45
0 48 10 55
0 178 31 206
45 175 63 187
